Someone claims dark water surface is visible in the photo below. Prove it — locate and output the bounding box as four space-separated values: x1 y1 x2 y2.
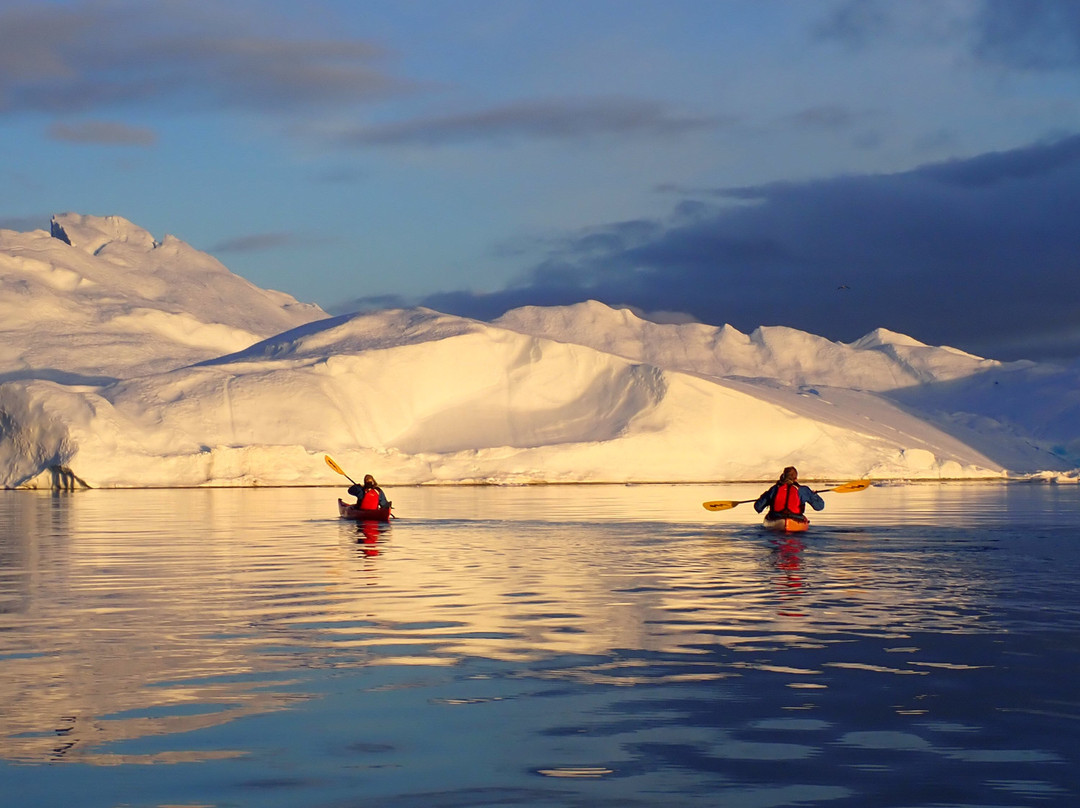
1 482 1078 807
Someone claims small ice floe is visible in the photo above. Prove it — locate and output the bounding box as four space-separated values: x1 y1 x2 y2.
1023 470 1080 484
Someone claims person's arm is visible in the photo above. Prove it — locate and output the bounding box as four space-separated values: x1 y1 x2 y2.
803 485 825 511
377 488 389 508
754 485 775 513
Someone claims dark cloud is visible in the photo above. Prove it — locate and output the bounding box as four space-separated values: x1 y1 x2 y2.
0 1 405 117
330 98 723 148
811 1 894 48
782 104 870 131
415 133 1080 363
973 0 1080 70
48 120 157 146
918 134 1080 186
813 0 1080 71
326 293 409 317
1 1 713 152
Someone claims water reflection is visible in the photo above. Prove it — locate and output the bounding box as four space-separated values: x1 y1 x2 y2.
353 519 390 557
768 536 806 617
1 484 1078 806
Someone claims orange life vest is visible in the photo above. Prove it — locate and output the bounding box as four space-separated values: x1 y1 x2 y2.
772 483 803 514
360 488 381 509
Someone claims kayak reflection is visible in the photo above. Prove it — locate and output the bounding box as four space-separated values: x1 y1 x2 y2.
769 536 806 616
355 520 390 557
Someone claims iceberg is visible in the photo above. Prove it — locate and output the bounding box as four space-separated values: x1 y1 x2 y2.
1 215 1076 488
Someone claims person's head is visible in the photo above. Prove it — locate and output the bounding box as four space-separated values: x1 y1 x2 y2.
780 466 798 484
364 474 377 488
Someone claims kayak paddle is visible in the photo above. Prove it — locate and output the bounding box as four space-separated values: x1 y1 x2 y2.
324 455 357 485
702 497 756 512
703 479 872 511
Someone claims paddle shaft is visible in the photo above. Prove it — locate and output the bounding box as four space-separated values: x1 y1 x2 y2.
703 479 871 511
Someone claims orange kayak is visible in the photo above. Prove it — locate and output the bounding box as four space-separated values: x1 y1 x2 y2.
763 513 809 533
338 498 392 522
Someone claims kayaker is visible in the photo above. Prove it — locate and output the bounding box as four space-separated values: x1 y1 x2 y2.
754 466 824 520
348 474 390 510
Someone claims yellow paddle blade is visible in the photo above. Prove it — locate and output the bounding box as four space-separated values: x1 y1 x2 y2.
324 455 346 476
702 499 749 511
829 479 872 493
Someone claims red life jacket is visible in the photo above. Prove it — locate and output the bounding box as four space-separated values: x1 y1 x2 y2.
771 483 803 514
360 488 381 509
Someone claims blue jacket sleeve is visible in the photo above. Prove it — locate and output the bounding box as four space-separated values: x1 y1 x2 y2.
801 485 825 511
754 485 776 513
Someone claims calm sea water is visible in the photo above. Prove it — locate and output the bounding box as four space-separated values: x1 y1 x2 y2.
1 482 1078 807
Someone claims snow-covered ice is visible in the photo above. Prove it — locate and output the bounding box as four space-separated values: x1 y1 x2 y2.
1 214 1077 488
1 213 326 382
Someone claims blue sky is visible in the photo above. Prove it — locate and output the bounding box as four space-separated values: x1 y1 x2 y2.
3 0 1080 362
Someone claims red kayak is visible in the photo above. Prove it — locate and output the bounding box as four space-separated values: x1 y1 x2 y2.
763 513 809 533
338 498 392 522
